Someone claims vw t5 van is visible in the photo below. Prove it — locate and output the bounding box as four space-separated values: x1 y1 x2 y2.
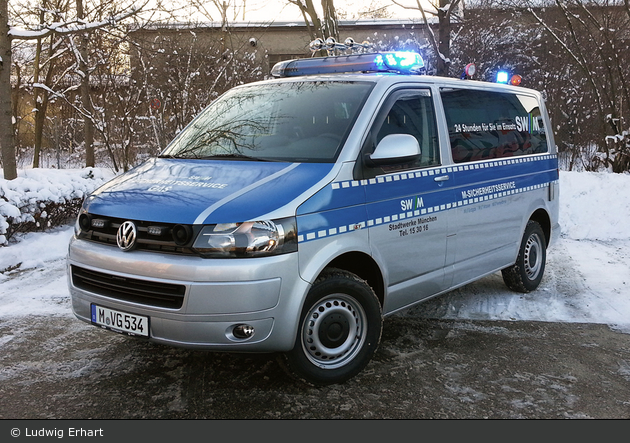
68 47 560 386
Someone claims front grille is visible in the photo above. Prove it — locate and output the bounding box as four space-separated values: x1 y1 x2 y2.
78 215 200 255
71 265 186 309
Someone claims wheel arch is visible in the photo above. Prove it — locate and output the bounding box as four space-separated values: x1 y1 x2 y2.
529 208 551 248
326 252 385 308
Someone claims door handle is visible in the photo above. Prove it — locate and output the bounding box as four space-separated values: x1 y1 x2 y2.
434 175 450 182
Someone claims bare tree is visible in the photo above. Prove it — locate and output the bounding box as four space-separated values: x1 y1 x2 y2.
522 0 630 172
76 0 95 167
131 25 265 158
338 1 393 19
0 0 143 180
391 0 463 76
0 0 17 179
22 0 75 169
287 0 339 41
456 0 630 172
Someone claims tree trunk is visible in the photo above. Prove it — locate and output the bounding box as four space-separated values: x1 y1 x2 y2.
292 0 322 41
32 1 48 168
33 95 46 167
0 0 17 180
436 0 451 77
32 37 42 168
80 34 94 167
321 0 339 41
33 53 54 168
11 61 20 143
77 0 94 168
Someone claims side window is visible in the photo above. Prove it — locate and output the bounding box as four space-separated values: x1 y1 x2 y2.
440 88 548 163
355 89 440 180
367 90 440 175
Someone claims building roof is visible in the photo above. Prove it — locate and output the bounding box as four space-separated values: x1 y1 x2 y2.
135 17 438 31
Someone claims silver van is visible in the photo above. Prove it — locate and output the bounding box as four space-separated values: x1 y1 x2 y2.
68 48 560 385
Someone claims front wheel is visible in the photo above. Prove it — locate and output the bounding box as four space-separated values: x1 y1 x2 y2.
502 220 547 293
280 268 382 386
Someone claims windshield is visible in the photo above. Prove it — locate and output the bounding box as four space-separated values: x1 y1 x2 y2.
160 80 374 163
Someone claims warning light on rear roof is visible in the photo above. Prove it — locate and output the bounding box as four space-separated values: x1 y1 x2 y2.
461 63 476 79
497 71 509 84
497 71 523 86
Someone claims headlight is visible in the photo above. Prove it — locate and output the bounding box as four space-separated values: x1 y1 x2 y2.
192 217 297 258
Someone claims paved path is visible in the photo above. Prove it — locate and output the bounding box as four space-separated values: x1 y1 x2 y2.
2 314 629 419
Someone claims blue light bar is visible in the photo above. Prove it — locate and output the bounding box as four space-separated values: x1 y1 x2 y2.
496 71 509 84
271 52 425 78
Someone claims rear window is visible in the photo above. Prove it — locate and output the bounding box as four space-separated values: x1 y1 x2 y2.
440 88 548 163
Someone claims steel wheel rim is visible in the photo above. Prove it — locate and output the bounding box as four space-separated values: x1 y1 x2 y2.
301 294 367 369
524 232 543 280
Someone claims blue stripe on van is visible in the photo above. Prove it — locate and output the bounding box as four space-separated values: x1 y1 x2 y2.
296 154 558 243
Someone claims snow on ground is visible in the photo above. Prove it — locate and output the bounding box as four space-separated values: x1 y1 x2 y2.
403 170 630 333
1 169 630 333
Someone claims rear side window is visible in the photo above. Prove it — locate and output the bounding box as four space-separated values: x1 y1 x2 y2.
440 88 548 163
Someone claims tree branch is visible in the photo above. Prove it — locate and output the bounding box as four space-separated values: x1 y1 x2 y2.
8 3 146 41
391 0 437 16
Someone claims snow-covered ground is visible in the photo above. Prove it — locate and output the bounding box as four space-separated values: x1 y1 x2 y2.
1 169 630 333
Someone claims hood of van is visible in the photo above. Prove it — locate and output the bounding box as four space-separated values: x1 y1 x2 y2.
84 158 335 224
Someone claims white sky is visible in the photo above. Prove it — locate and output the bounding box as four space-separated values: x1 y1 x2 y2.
178 0 430 23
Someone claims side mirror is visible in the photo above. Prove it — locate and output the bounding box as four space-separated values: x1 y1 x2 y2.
366 134 421 166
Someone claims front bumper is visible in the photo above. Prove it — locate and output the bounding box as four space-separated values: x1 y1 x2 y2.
68 237 309 352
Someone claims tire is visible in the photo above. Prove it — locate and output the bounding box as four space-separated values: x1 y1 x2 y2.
280 268 382 386
502 220 547 293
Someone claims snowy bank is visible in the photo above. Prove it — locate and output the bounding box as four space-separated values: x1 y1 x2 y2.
0 168 112 245
559 170 630 241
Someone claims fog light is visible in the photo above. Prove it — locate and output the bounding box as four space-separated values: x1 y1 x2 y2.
78 214 91 231
91 218 108 229
172 224 192 245
233 324 255 339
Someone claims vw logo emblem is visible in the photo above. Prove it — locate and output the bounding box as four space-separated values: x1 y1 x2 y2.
117 221 137 252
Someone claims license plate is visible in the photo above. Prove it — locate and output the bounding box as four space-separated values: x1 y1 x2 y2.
91 304 149 338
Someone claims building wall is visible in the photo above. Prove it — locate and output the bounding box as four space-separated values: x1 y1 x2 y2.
130 19 434 76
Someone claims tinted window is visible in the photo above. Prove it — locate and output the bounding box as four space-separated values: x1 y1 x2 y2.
376 91 440 169
161 81 374 163
440 88 548 163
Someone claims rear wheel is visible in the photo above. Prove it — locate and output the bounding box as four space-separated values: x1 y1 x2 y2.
502 220 547 293
280 268 382 386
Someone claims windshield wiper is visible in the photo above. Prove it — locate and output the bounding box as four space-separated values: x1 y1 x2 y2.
158 153 278 162
196 153 275 162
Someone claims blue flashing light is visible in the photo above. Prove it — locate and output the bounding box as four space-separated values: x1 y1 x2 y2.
374 54 385 70
375 52 424 71
385 53 398 66
497 71 509 84
271 51 425 78
394 52 422 68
